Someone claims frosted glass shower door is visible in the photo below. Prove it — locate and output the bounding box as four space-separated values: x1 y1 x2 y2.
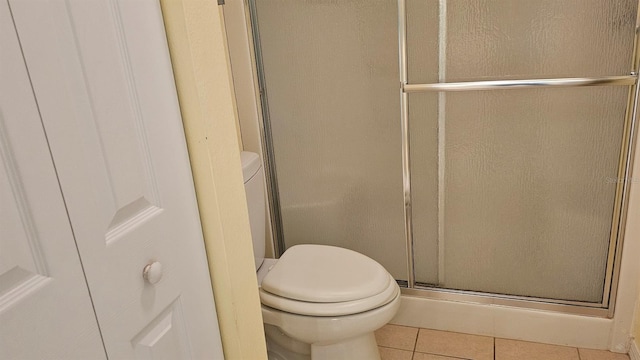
409 0 637 302
253 0 408 279
252 0 637 304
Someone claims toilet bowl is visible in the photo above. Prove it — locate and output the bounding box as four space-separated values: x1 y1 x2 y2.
242 152 400 360
259 245 401 360
262 295 400 360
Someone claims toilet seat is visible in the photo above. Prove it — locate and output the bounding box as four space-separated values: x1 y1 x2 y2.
260 274 399 316
259 244 399 316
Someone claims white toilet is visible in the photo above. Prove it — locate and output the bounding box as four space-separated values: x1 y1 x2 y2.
241 152 401 360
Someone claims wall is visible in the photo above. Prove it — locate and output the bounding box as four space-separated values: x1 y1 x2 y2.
158 1 267 359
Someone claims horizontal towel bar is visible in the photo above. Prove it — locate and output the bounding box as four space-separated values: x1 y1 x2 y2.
403 75 637 93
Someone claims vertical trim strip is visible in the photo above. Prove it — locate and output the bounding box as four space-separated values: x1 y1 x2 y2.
437 0 447 286
398 0 415 287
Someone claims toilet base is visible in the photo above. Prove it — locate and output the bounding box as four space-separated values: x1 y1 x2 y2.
311 332 380 360
265 327 380 360
266 338 310 360
265 324 310 360
262 290 401 360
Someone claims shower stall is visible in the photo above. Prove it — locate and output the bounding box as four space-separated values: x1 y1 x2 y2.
245 0 640 318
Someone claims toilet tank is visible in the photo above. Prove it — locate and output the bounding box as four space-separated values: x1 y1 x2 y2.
241 152 266 270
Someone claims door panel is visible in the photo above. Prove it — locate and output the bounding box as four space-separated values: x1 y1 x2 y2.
442 87 626 302
9 0 224 358
406 0 637 83
131 299 193 360
0 1 105 357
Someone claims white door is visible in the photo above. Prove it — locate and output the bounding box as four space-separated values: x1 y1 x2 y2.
0 1 106 358
9 0 224 359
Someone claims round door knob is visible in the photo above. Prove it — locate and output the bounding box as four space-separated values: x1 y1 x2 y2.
143 261 163 284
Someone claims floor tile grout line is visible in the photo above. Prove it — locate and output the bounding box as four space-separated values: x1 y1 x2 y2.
411 327 418 360
411 350 471 360
378 345 415 351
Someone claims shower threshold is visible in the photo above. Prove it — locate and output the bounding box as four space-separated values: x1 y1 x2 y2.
400 284 609 318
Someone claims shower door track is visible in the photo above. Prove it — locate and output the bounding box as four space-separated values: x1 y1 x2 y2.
248 0 640 318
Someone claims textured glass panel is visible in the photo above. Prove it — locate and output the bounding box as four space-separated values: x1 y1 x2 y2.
406 0 439 84
446 0 637 81
406 0 440 284
409 91 439 284
443 87 627 302
255 0 407 279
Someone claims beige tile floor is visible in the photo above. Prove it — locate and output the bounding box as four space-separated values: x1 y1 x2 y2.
374 324 630 360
